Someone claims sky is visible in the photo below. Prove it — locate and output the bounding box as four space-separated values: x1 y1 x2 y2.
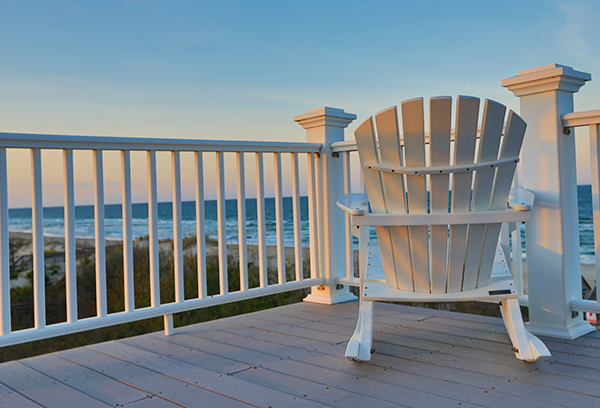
1 0 599 207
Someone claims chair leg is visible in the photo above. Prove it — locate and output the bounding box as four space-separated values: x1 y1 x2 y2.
500 298 551 362
345 300 374 361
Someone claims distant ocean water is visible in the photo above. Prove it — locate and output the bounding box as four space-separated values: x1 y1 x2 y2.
9 197 311 247
8 185 598 263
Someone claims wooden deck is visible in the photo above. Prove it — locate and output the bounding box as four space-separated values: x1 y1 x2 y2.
0 301 599 408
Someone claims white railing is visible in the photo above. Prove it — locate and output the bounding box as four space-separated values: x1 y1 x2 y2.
0 132 324 347
563 110 600 315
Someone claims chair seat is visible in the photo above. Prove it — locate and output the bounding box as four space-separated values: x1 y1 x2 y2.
362 241 518 302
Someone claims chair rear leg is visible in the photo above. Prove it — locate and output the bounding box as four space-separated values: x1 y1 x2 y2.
500 298 551 362
345 300 374 361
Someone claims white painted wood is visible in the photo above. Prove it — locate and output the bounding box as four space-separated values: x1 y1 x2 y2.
216 152 228 295
236 152 249 291
0 132 321 153
350 210 529 227
306 153 319 280
364 156 518 175
508 187 535 211
147 151 160 307
589 124 600 305
464 100 505 290
429 97 452 294
164 314 174 336
0 277 323 347
172 151 184 303
354 118 398 291
343 151 353 279
502 64 593 340
375 106 412 291
63 149 77 323
291 153 303 281
121 150 135 313
336 193 369 215
401 98 430 293
31 148 45 329
296 107 357 305
255 152 268 287
0 148 9 335
195 152 207 299
93 150 107 317
274 153 286 285
562 109 600 127
447 97 479 292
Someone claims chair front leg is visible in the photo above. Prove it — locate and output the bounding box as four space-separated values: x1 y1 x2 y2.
500 298 551 362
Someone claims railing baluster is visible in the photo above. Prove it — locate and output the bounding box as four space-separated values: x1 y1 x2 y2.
63 149 77 323
256 152 268 287
172 151 184 302
31 148 45 329
147 151 160 307
195 152 207 299
274 153 286 285
121 150 134 313
93 150 107 317
237 152 249 291
0 148 10 335
343 151 353 279
216 152 228 295
589 123 600 304
291 152 303 281
307 153 319 280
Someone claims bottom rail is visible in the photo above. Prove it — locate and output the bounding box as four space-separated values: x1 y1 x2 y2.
0 278 324 348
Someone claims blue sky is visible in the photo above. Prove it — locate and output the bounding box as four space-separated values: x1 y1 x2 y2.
1 0 599 206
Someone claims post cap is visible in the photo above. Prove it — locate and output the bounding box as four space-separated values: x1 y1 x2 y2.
502 64 591 96
294 107 356 129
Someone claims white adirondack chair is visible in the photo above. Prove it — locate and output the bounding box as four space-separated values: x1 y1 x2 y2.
337 96 551 362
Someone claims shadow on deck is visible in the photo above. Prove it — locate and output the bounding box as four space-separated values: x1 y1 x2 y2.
0 301 599 407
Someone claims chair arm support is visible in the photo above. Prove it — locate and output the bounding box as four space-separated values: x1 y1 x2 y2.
351 209 530 227
508 188 535 211
337 193 369 216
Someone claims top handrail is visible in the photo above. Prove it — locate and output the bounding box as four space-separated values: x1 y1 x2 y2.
562 109 600 128
0 132 322 153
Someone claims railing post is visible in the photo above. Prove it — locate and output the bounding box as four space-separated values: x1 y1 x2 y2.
502 64 594 339
295 107 358 304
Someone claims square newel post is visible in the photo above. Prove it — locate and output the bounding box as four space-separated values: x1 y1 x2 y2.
502 64 594 339
295 107 358 304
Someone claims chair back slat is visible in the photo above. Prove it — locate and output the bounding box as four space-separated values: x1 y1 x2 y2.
463 100 506 289
375 107 413 290
401 98 430 292
477 112 527 287
428 97 452 293
355 117 399 288
447 96 480 292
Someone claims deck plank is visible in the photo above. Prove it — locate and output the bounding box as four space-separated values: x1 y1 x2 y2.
0 361 111 408
19 353 176 408
57 346 254 407
183 323 566 408
0 382 43 408
91 339 323 408
3 301 599 408
202 320 600 408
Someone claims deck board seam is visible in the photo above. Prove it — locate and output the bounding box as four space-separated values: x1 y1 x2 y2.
184 325 584 407
178 330 546 408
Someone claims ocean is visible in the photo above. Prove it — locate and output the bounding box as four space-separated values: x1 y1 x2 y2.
8 185 597 263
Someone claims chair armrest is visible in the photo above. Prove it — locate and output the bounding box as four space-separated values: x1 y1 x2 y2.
508 188 534 211
337 193 369 216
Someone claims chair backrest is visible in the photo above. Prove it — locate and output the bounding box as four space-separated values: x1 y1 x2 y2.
355 96 526 294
